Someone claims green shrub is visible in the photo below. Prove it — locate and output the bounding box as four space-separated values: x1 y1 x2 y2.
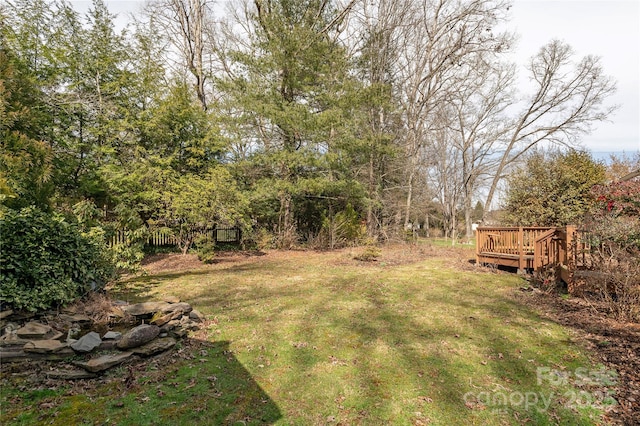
194 234 216 263
0 207 115 312
353 245 381 262
106 226 148 272
319 204 364 249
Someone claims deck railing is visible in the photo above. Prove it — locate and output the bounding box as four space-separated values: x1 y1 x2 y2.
476 227 554 270
476 225 586 284
476 226 599 289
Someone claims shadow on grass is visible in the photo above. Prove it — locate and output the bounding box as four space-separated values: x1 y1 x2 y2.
0 340 282 426
114 339 284 425
112 255 606 424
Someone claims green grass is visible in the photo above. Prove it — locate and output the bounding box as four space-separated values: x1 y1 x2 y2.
1 247 613 425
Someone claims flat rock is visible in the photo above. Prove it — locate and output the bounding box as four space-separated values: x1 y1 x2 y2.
0 333 30 348
70 332 102 353
117 324 160 349
163 296 181 303
23 339 67 354
150 312 174 327
46 369 98 380
189 309 206 322
16 322 52 339
0 310 13 320
161 302 192 315
102 331 121 340
1 347 75 362
121 302 171 317
131 337 177 356
76 352 133 373
98 340 118 351
59 313 92 323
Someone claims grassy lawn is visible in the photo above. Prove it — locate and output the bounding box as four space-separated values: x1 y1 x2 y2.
1 245 614 425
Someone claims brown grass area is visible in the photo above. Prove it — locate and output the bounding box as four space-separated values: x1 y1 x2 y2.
139 243 475 273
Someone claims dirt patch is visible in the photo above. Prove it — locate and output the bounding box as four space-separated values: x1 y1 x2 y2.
520 291 640 425
140 251 267 274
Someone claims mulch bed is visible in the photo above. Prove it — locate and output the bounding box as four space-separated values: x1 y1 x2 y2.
520 292 640 425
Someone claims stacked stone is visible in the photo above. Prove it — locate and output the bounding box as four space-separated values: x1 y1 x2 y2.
0 298 206 377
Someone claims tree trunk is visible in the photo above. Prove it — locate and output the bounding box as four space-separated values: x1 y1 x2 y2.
464 195 473 238
404 169 414 228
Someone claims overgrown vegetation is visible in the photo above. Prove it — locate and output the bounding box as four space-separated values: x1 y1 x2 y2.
501 150 640 322
579 180 640 321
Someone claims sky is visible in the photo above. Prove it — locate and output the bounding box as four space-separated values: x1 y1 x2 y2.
70 0 640 158
507 0 640 158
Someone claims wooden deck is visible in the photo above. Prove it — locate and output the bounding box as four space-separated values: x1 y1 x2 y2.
476 226 583 284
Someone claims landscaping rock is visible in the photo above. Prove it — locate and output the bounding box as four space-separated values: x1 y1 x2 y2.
0 332 30 349
131 337 177 357
46 369 98 380
23 339 67 354
150 312 174 327
1 347 75 362
75 352 133 373
121 302 171 317
59 313 92 324
161 302 192 315
189 309 206 322
117 324 160 349
98 340 118 350
1 296 196 374
70 331 102 353
102 331 121 340
16 322 52 339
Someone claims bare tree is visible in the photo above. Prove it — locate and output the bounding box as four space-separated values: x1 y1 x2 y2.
394 0 512 229
482 40 618 218
446 55 515 237
146 0 215 110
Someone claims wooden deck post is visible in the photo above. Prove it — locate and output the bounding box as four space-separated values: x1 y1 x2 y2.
518 227 524 272
564 225 576 292
475 228 481 266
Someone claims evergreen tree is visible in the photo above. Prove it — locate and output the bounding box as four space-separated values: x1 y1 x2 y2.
221 0 363 245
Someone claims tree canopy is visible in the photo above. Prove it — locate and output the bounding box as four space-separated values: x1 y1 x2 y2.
0 0 620 251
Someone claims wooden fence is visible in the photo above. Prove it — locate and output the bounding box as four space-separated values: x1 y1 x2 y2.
108 227 242 248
